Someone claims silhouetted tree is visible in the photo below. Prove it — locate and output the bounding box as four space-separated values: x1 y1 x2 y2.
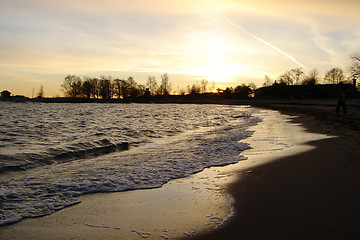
350 52 360 79
290 68 304 85
126 77 139 98
179 88 186 95
119 79 129 98
324 68 344 84
137 84 147 97
302 69 320 85
146 76 158 96
200 79 208 93
279 71 293 85
99 76 112 99
82 77 93 98
89 78 99 98
37 84 44 98
350 52 360 89
278 68 304 85
234 84 251 98
189 83 201 95
61 75 82 97
159 73 171 95
222 87 233 99
263 75 273 87
248 83 257 92
113 78 123 99
186 85 191 95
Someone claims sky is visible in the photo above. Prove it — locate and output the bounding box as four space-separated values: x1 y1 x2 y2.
1 0 360 97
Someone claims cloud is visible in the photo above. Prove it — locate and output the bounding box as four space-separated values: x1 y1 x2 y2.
1 0 360 96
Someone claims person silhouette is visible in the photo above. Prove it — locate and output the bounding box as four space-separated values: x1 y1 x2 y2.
336 82 347 115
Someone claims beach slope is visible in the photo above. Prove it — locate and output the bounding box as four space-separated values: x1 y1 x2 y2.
190 104 360 240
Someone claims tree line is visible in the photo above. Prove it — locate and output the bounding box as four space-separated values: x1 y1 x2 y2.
262 51 360 88
60 51 360 99
61 74 171 99
61 74 256 99
262 67 348 87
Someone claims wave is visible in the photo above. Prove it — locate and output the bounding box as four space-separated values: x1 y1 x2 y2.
0 124 257 226
0 139 129 174
0 103 261 227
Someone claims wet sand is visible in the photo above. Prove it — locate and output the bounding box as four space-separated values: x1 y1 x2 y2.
1 104 359 239
0 162 234 240
190 101 360 240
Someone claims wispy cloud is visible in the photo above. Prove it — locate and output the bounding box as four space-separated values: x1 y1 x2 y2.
310 26 338 64
223 17 305 68
1 0 360 96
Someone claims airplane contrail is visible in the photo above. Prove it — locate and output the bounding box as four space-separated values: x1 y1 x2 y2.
223 17 305 68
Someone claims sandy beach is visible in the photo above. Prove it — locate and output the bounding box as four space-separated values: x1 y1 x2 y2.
1 101 360 239
190 100 360 240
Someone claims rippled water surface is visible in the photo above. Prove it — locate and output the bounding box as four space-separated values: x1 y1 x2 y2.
0 102 260 225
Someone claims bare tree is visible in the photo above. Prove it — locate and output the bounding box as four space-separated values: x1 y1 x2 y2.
82 77 93 98
137 84 147 97
289 68 304 85
302 69 320 85
159 73 171 95
278 68 304 85
263 75 273 87
279 71 293 85
37 84 44 98
350 52 360 89
179 88 186 95
90 78 99 98
189 83 201 95
99 76 113 99
113 79 123 99
61 75 82 97
350 52 360 79
146 76 158 96
200 79 208 93
324 68 344 84
127 77 139 98
120 79 129 98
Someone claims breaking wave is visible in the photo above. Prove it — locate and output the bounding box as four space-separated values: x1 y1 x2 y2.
0 103 261 226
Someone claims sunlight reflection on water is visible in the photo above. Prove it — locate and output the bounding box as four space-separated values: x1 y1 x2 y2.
0 103 259 225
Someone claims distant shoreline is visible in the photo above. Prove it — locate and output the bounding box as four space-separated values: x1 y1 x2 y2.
0 94 245 104
2 95 360 131
2 95 360 126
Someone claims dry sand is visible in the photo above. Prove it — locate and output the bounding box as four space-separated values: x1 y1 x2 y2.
1 102 359 240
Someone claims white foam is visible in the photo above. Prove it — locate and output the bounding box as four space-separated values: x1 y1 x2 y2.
0 103 261 226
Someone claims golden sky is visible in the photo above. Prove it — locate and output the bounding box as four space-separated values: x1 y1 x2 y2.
1 0 359 96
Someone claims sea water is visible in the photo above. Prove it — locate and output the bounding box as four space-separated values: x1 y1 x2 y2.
0 102 261 226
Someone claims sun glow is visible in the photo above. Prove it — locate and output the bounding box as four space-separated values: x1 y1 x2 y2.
196 36 240 82
203 64 234 82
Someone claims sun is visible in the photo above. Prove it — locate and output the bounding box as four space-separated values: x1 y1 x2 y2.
204 64 232 82
200 37 238 82
179 17 246 82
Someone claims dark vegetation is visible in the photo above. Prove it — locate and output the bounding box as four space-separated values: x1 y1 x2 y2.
57 52 359 101
59 73 255 100
258 52 360 99
2 52 360 102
